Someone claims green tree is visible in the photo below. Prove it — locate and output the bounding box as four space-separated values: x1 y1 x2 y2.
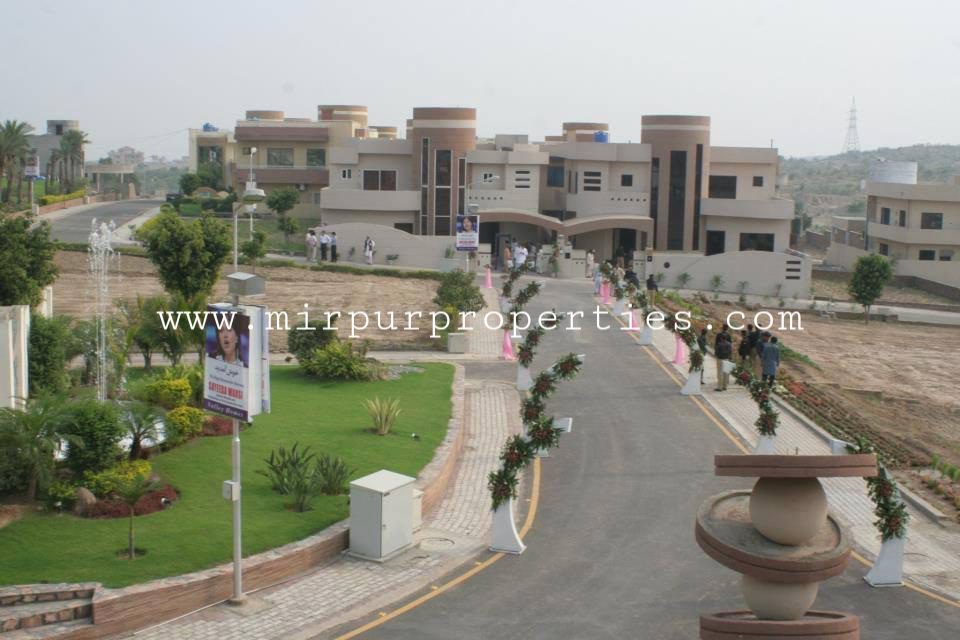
266 187 301 247
179 173 201 195
0 120 31 203
115 474 160 559
240 230 268 271
0 396 77 501
135 210 231 300
848 254 893 323
196 162 223 190
28 315 73 395
64 399 124 476
121 402 163 461
0 216 59 306
121 295 167 370
59 130 90 192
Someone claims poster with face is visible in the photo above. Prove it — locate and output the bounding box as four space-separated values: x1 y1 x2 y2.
456 215 479 251
203 305 252 421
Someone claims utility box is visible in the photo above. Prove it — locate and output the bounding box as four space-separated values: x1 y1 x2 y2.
349 470 416 562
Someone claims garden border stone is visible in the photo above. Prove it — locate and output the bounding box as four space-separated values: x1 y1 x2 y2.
31 363 467 640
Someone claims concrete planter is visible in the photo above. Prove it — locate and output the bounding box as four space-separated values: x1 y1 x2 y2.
490 497 525 554
613 299 625 318
864 536 905 587
681 372 702 396
554 417 573 433
447 332 467 354
499 298 512 314
638 324 653 345
516 364 533 391
753 435 778 454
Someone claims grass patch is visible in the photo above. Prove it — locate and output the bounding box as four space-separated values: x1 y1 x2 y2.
781 343 820 369
0 364 453 587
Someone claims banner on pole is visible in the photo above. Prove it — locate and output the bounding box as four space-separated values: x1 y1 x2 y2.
203 304 271 421
455 215 479 252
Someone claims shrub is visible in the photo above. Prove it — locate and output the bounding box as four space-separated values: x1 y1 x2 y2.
64 400 124 476
39 189 85 206
301 341 372 381
365 397 401 436
316 453 353 495
257 442 314 494
203 415 233 437
287 318 338 363
85 484 176 518
165 406 205 445
45 480 77 510
433 270 484 314
82 460 152 498
0 448 27 495
145 377 193 409
28 314 73 395
161 365 203 406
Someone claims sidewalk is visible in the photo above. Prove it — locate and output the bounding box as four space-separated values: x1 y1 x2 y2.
129 339 520 639
634 304 960 601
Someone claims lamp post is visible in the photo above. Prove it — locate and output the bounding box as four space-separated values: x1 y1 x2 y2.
236 147 265 273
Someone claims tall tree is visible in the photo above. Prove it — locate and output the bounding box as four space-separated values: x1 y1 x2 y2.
848 254 893 324
60 129 90 192
0 216 59 306
266 186 301 247
0 120 30 203
135 210 231 300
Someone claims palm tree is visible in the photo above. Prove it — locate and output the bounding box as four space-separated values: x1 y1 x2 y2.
122 402 163 460
115 474 160 559
46 148 62 194
0 396 76 501
0 120 30 203
61 129 90 192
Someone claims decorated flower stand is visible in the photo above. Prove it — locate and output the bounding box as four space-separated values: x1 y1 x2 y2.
696 453 877 639
601 282 611 305
490 497 526 554
516 364 533 391
625 308 641 332
612 298 625 318
501 330 515 360
484 266 494 289
681 370 702 396
672 333 687 365
499 297 512 314
864 534 905 587
638 323 653 345
753 435 778 454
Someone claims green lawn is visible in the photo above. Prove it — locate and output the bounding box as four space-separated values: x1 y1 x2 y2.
0 364 453 587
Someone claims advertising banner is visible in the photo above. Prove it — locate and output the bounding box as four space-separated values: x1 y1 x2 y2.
203 304 271 421
455 214 479 252
24 152 40 179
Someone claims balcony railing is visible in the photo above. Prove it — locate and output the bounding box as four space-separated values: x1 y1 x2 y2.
700 198 793 220
868 223 960 245
466 188 539 213
565 191 650 217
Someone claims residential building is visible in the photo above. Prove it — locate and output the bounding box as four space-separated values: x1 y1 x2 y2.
865 178 959 263
26 119 82 181
108 146 145 166
187 107 792 261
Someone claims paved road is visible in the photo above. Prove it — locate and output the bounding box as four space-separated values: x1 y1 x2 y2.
47 199 162 243
327 279 960 639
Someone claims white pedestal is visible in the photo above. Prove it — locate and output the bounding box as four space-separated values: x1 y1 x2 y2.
516 365 533 391
753 435 778 454
638 325 653 346
554 417 572 433
490 497 526 554
681 372 702 396
613 299 625 318
864 536 905 587
499 298 512 314
447 332 467 354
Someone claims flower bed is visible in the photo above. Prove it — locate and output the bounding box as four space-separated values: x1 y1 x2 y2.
202 415 233 437
86 486 178 519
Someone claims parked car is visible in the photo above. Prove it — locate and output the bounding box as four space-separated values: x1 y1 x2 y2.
165 192 181 203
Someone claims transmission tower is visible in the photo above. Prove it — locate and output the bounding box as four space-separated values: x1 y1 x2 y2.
842 97 860 153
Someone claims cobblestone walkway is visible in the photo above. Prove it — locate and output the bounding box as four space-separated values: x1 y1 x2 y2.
636 303 960 601
132 380 520 640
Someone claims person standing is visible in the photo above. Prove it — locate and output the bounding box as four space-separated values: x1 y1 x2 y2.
319 230 330 262
737 329 751 366
330 232 338 262
756 331 771 378
305 230 318 262
502 244 512 272
363 235 375 265
714 324 733 391
550 246 561 278
646 274 659 305
746 324 760 376
761 336 781 385
585 249 595 278
697 327 709 384
515 243 528 271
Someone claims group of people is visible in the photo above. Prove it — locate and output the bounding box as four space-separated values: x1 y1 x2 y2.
708 324 781 391
305 230 339 263
501 240 561 276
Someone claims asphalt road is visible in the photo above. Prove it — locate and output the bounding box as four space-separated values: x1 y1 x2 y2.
47 199 162 243
327 278 960 639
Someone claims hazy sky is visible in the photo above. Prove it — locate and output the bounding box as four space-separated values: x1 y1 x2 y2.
5 0 959 161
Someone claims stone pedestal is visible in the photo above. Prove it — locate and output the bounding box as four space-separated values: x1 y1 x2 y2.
446 332 467 354
696 454 877 638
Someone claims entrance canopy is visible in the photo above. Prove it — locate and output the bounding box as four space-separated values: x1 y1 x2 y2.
476 209 653 238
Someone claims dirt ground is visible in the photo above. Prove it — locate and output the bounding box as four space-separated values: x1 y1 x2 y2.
699 298 960 465
52 252 442 353
811 275 958 307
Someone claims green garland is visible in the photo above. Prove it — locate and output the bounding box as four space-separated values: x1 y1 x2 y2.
500 264 527 300
733 365 780 436
488 353 584 510
516 311 563 367
848 439 909 541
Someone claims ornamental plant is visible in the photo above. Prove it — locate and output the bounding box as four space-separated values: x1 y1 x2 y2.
516 326 546 368
689 349 704 373
500 264 527 300
733 365 780 437
500 435 536 473
848 439 909 541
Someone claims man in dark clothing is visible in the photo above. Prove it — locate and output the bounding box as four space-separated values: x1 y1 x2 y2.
762 336 781 385
747 324 761 376
646 274 659 304
737 329 751 365
714 324 733 391
625 267 641 289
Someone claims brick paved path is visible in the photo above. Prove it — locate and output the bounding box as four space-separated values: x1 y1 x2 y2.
132 380 521 640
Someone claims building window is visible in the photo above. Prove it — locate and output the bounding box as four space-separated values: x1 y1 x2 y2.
340 168 352 180
306 149 326 166
650 158 659 223
583 170 602 192
899 210 906 227
919 249 936 261
55 124 64 135
880 207 891 225
435 217 451 235
694 144 703 251
420 138 429 186
921 212 943 229
940 250 953 262
514 169 531 189
708 175 736 199
420 187 428 234
481 172 495 183
363 170 397 191
621 174 633 187
547 164 564 187
739 233 774 252
267 148 294 167
878 243 889 256
394 223 414 234
436 150 452 186
752 176 764 187
435 149 452 233
312 192 322 205
668 151 687 250
241 147 253 156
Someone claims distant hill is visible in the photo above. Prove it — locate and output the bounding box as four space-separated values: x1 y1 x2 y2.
781 144 960 197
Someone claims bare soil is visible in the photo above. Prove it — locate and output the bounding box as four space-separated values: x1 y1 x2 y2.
811 275 958 307
0 505 23 529
52 252 441 353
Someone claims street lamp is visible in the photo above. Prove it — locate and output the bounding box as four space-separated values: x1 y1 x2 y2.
235 147 265 272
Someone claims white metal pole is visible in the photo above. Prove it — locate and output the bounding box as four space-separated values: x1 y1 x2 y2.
233 211 239 273
231 416 243 603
